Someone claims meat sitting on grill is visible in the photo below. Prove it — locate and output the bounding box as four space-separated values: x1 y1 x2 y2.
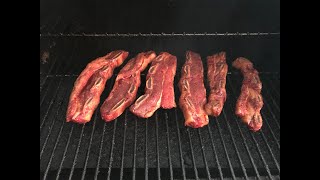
100 51 156 121
232 57 263 132
130 52 177 118
66 50 128 124
160 53 177 109
205 52 228 117
179 51 209 128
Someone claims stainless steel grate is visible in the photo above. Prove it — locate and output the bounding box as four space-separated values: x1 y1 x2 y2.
40 36 280 180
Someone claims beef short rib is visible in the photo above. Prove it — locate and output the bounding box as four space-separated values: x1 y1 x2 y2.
179 51 209 128
233 57 263 132
100 51 156 121
66 50 128 124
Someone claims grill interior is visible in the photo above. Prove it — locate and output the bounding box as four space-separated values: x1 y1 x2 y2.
40 0 280 34
40 35 280 180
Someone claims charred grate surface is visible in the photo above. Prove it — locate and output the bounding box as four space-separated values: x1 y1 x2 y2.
40 36 279 180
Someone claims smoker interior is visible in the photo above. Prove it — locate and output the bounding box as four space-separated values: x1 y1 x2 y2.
40 0 279 179
40 35 280 180
40 0 280 34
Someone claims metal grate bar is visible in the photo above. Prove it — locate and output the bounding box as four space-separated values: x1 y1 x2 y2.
262 87 280 113
79 39 105 177
40 78 69 160
221 110 249 180
165 112 173 180
132 118 137 180
231 77 280 149
234 121 262 179
233 75 280 129
226 76 261 179
262 88 280 112
249 133 274 180
107 119 118 180
186 128 199 180
42 121 65 180
81 112 98 180
94 123 107 179
40 78 52 105
40 32 280 37
68 124 86 180
40 76 61 107
41 39 97 180
227 76 273 179
40 42 79 108
197 129 212 180
56 124 75 180
259 129 280 172
174 109 187 180
40 114 57 160
39 36 280 179
40 56 58 91
261 112 280 149
264 78 280 98
90 42 113 178
40 54 65 94
215 117 237 179
120 111 128 180
207 124 224 179
40 39 79 109
41 38 80 77
155 112 161 180
231 77 280 146
145 119 149 180
260 96 280 128
40 78 64 131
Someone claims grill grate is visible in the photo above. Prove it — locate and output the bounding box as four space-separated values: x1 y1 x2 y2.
40 36 280 180
40 32 280 38
40 75 280 180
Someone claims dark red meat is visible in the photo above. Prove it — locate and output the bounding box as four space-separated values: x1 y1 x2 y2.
66 50 128 124
205 52 228 117
100 51 156 121
232 57 263 132
130 52 177 118
161 54 177 109
178 51 209 128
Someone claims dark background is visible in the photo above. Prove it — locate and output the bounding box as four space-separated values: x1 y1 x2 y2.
40 0 280 73
40 0 280 34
